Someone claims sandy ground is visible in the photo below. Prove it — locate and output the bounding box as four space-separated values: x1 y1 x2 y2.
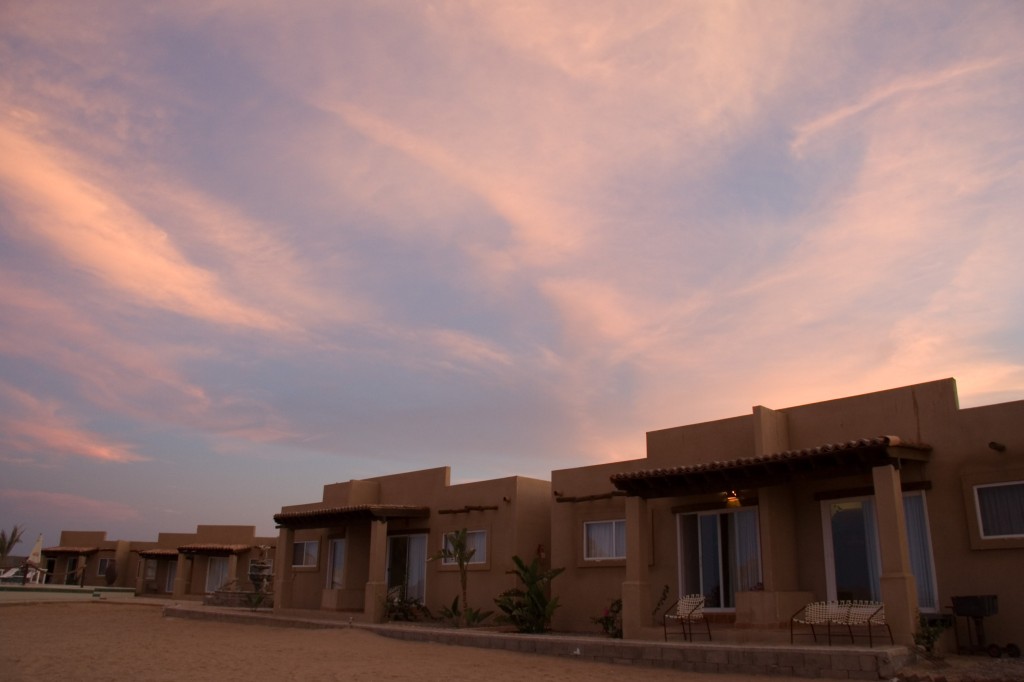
0 602 785 682
3 601 1022 682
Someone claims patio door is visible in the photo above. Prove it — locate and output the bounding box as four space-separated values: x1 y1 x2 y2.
386 534 427 603
205 556 229 593
822 491 937 610
327 538 346 589
165 560 177 593
677 507 762 608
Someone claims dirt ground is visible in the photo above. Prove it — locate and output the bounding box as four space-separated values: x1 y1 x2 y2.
2 602 1022 682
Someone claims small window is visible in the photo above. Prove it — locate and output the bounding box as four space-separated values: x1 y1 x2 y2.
975 481 1024 538
441 530 487 565
97 558 115 577
292 540 319 567
584 519 626 560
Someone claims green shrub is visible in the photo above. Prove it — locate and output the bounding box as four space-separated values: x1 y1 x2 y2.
494 555 564 633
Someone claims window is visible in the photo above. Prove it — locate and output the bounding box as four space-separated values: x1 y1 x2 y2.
441 530 487 565
65 557 79 585
97 558 115 577
165 561 176 593
144 559 157 580
822 491 938 611
584 520 626 560
326 539 345 589
292 540 319 567
205 556 230 593
677 508 761 609
386 534 428 603
975 481 1024 538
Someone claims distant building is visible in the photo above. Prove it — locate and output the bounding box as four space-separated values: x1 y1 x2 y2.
43 531 131 587
549 378 1023 648
273 466 551 622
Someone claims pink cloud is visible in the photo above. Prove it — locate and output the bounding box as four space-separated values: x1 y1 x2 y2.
0 489 141 523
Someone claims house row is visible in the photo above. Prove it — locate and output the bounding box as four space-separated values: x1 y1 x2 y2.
44 379 1023 648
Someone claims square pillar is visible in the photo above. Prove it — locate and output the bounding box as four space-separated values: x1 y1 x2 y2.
273 527 294 609
227 554 239 589
622 496 650 640
872 464 919 646
363 519 389 622
172 553 189 598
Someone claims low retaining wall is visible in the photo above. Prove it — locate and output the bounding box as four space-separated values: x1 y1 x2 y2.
163 604 912 679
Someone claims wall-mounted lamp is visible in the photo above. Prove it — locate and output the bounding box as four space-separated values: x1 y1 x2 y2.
989 442 1007 452
726 490 741 508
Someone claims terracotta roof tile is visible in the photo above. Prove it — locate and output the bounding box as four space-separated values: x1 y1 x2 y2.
42 546 99 555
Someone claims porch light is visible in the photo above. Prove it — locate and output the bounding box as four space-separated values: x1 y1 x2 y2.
726 491 741 507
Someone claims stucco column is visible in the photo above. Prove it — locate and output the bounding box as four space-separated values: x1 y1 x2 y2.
273 527 294 609
172 553 189 598
872 464 918 646
622 495 650 640
364 519 389 622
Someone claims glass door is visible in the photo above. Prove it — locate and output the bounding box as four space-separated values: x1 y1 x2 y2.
386 534 427 603
678 508 761 608
327 538 346 589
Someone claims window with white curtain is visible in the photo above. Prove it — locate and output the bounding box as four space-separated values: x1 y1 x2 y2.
584 519 626 560
291 540 319 567
678 507 761 609
441 530 487 565
974 481 1024 538
205 556 230 593
822 491 938 611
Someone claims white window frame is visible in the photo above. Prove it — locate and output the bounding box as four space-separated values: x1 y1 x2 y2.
974 480 1024 539
292 540 319 567
583 519 626 561
441 530 487 565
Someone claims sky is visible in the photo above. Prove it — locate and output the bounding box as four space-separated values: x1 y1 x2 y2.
2 1 1023 550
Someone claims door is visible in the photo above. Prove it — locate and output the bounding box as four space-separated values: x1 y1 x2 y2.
327 538 346 589
165 560 177 593
205 556 229 593
822 492 938 610
677 507 761 608
386 534 427 602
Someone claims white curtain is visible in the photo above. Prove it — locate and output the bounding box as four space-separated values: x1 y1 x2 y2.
406 535 427 602
861 499 882 601
585 522 616 559
732 508 762 593
205 557 229 593
903 495 937 609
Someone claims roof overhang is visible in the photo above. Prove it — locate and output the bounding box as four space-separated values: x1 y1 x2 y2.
42 546 99 556
177 544 252 556
274 504 431 529
610 436 931 499
136 548 181 559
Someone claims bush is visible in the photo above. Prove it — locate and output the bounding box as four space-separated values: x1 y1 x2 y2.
592 598 622 638
494 555 564 634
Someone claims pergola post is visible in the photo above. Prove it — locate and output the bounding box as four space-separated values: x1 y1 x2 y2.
622 495 650 640
363 518 389 622
273 527 294 609
872 464 919 646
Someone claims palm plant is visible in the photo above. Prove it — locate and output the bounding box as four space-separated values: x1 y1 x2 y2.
0 524 25 562
432 528 475 627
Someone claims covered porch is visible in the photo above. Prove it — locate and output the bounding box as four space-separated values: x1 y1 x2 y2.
610 435 932 645
273 504 431 622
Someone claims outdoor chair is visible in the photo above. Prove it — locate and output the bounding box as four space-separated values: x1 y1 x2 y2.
790 600 848 644
663 594 711 642
843 600 893 647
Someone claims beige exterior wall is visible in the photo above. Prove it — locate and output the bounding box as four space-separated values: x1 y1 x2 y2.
44 531 131 588
551 379 1024 648
274 466 551 620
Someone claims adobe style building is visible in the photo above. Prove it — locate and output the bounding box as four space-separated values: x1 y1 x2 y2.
43 530 131 587
132 525 276 599
550 379 1023 648
273 466 550 622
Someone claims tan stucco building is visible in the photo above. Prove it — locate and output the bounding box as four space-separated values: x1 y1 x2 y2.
273 466 551 622
550 379 1023 648
132 525 276 599
43 531 131 587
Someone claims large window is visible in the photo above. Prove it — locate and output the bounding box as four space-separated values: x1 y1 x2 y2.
292 540 319 567
387 534 428 603
97 558 115 577
326 539 345 589
441 530 487 565
165 561 176 593
822 491 938 611
974 481 1024 539
205 556 230 593
584 519 626 560
677 508 761 608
